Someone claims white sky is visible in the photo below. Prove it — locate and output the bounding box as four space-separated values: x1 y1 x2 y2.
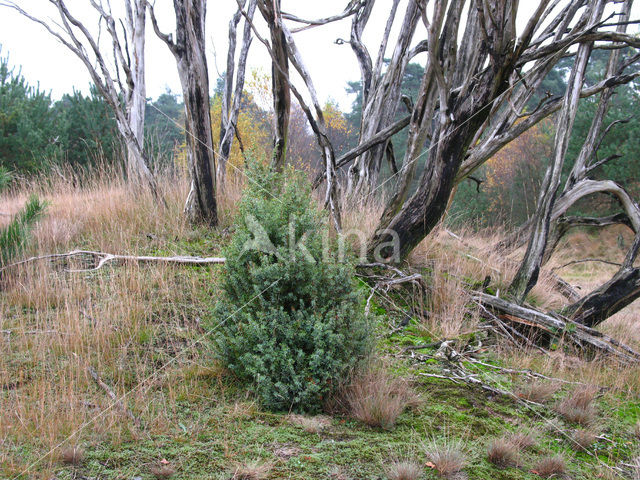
0 1 638 111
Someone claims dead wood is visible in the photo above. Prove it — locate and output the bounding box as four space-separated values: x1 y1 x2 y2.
0 250 225 274
88 365 139 426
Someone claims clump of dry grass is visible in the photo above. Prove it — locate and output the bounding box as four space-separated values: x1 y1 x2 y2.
554 385 598 426
487 437 520 468
385 459 423 480
633 421 640 439
423 437 467 478
60 446 85 465
533 455 567 478
231 460 273 480
507 431 537 450
571 429 597 451
341 365 420 430
150 463 176 479
516 380 560 404
287 414 331 434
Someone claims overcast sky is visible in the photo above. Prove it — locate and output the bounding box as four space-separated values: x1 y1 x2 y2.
0 1 638 112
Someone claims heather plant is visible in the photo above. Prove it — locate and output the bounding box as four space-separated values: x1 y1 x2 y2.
212 161 372 412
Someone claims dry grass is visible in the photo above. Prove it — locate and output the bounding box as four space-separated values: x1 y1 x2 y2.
571 429 597 451
0 166 230 477
634 421 640 438
231 460 272 480
287 414 332 434
533 455 567 478
554 385 598 426
487 437 520 468
341 364 420 430
422 436 468 478
150 463 176 479
507 431 537 450
60 446 84 465
385 459 423 480
516 380 560 404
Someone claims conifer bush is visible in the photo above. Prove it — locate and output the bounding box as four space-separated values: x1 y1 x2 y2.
0 167 46 267
212 162 372 412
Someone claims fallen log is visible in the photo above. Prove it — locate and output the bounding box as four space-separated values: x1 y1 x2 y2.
473 291 640 363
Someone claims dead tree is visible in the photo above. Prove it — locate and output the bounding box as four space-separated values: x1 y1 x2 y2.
148 0 217 226
508 1 608 302
341 0 422 197
256 0 290 172
365 0 640 262
240 0 343 229
217 0 256 185
509 0 639 303
1 0 158 194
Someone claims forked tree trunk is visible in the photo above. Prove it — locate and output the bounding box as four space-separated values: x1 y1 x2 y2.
508 1 605 302
149 0 217 225
218 0 256 184
345 0 422 198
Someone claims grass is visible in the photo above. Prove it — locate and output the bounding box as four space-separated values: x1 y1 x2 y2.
339 363 420 430
1 168 639 479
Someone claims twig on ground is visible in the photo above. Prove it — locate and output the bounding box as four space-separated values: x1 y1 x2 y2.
87 365 140 427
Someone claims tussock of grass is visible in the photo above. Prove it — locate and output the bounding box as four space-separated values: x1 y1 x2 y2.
507 431 537 450
571 429 597 451
287 414 331 433
516 380 559 404
555 385 598 426
341 364 420 430
150 463 176 479
533 455 567 478
423 436 467 477
386 459 423 480
231 460 273 480
487 437 519 468
60 446 84 465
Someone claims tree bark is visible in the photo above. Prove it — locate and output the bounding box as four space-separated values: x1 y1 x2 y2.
217 0 256 184
508 1 606 302
257 0 290 172
149 0 218 226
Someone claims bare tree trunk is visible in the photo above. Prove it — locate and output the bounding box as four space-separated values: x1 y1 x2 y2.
217 0 256 185
507 3 604 302
368 0 518 261
257 0 290 172
345 0 422 198
124 0 147 180
149 0 217 226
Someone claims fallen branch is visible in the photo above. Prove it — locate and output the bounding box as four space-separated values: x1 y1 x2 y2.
88 365 139 426
552 258 623 272
0 249 226 273
473 291 640 363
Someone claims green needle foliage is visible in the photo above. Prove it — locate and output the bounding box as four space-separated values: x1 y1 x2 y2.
0 168 46 267
212 161 372 412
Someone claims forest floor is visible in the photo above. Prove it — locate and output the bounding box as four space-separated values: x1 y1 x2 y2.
1 172 639 480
